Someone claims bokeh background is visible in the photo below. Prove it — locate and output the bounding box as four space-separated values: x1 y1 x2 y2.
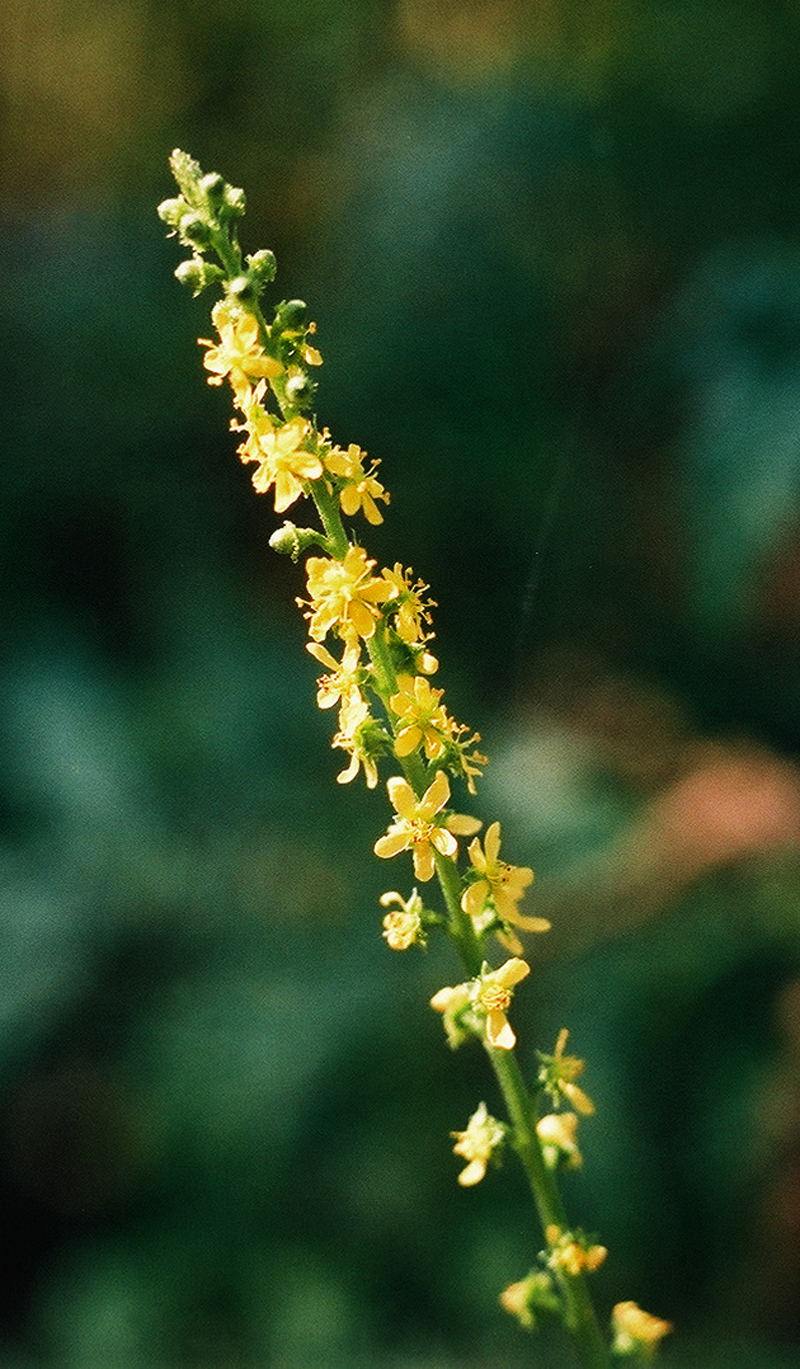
4 1 800 1364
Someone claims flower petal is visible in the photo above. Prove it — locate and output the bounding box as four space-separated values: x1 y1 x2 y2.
421 769 450 815
486 1009 516 1050
374 830 412 859
485 821 502 865
495 957 530 989
386 776 417 819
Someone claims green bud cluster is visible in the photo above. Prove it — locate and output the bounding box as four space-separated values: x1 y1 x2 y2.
157 149 257 300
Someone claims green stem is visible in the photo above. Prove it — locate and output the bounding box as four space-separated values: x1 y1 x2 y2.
310 481 349 560
488 1047 610 1368
433 849 483 976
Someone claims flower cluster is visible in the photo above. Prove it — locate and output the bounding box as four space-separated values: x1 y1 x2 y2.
162 150 671 1366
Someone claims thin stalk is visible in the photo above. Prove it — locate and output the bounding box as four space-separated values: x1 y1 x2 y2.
489 1047 611 1368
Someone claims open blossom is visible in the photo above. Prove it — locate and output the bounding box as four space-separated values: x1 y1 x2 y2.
473 957 530 1048
324 443 389 525
461 822 549 946
611 1302 673 1359
332 693 380 789
238 407 322 511
431 957 530 1050
379 887 424 949
390 675 450 760
373 770 480 882
302 546 395 643
199 303 282 399
381 564 436 646
306 640 363 712
450 1101 505 1186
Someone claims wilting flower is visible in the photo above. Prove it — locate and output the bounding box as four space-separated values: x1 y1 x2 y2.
499 1270 560 1330
199 303 281 399
301 546 395 643
536 1112 582 1170
306 640 363 712
461 823 548 947
379 888 424 949
373 770 480 881
538 1029 595 1116
546 1225 607 1277
324 443 389 525
450 1101 505 1186
331 693 382 789
611 1302 673 1359
428 979 473 1049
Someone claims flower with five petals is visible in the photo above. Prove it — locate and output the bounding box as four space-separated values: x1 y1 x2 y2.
302 546 395 644
373 770 480 882
199 303 282 400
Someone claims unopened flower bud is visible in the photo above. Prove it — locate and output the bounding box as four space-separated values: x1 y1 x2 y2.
199 171 225 206
157 196 187 228
227 274 256 303
286 372 313 404
223 184 246 216
179 212 211 247
174 258 205 291
274 299 307 333
174 257 224 296
269 522 326 560
247 249 277 285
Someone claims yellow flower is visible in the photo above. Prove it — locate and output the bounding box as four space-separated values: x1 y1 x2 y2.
611 1302 673 1359
331 693 380 789
536 1112 582 1170
431 957 530 1051
546 1225 607 1277
474 957 530 1049
380 564 436 647
306 640 363 711
390 675 450 760
380 888 424 949
429 979 472 1049
538 1029 595 1116
324 443 390 525
450 1101 505 1186
373 770 480 882
302 546 395 644
235 394 321 511
499 1271 559 1330
199 303 282 400
461 822 549 946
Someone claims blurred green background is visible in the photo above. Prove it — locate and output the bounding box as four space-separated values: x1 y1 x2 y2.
5 1 800 1364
